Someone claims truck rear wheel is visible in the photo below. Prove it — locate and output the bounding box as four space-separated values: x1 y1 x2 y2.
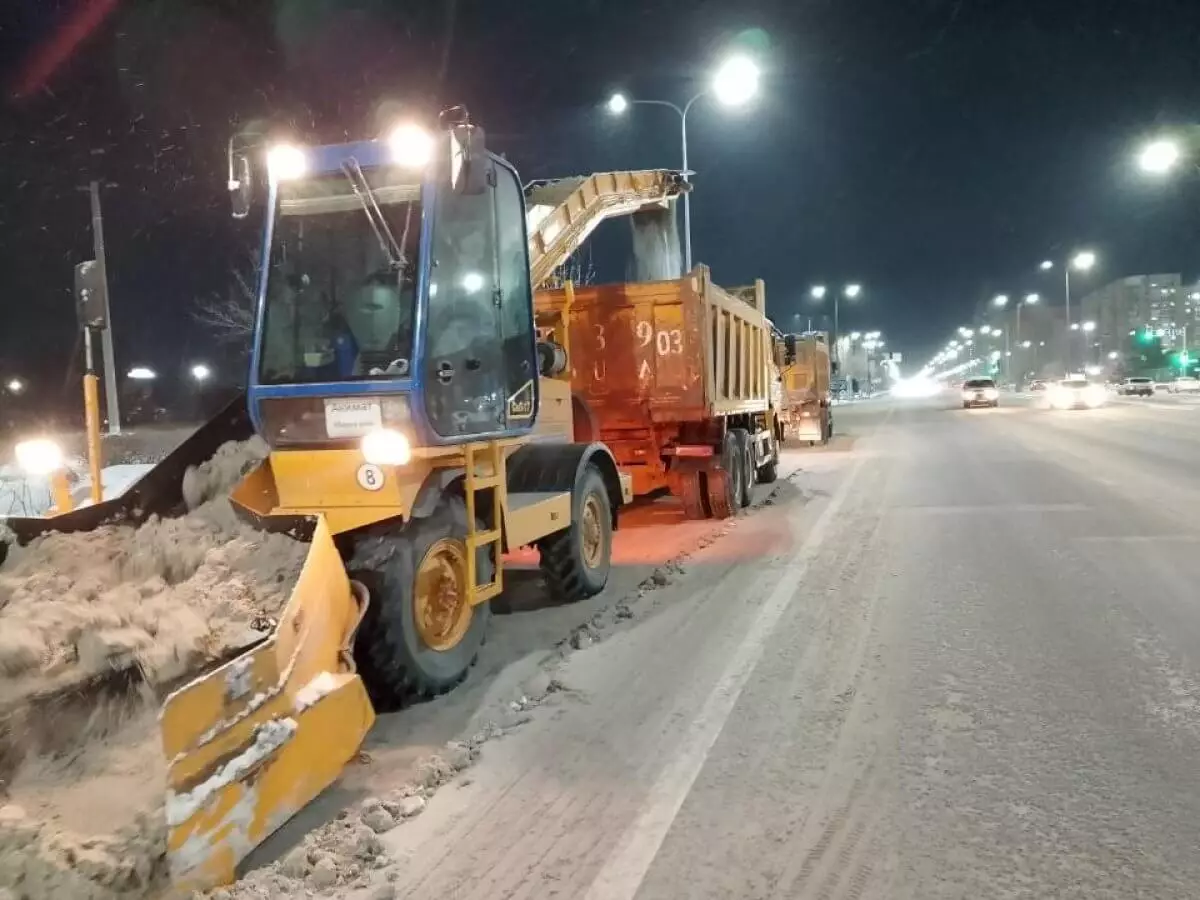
679 470 708 520
350 497 492 708
538 464 613 602
732 429 754 508
706 431 741 520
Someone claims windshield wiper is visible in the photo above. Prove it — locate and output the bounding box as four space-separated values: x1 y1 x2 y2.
341 157 404 270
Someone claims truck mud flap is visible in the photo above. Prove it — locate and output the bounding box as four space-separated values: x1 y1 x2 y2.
0 393 254 561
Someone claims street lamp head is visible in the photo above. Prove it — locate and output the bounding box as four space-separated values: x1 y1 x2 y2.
810 284 827 300
980 325 992 335
1082 320 1096 332
1021 340 1032 348
712 55 760 107
1072 250 1097 271
1108 350 1119 359
844 283 862 299
127 366 156 380
1024 293 1040 305
993 294 1009 308
606 93 629 115
1039 260 1054 271
5 378 23 394
190 363 212 383
1138 138 1182 175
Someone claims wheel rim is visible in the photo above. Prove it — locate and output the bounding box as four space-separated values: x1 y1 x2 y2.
413 538 473 651
580 493 605 570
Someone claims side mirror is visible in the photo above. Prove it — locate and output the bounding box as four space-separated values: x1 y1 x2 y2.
74 260 107 330
440 106 489 195
228 151 253 219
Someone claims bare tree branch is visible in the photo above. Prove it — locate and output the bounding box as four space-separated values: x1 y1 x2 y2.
193 246 257 344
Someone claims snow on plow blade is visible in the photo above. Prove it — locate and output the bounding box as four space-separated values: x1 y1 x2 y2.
159 516 375 893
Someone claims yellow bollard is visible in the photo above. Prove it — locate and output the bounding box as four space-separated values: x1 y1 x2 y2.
83 373 104 505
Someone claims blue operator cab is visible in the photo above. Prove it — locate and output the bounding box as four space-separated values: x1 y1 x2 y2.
231 108 539 456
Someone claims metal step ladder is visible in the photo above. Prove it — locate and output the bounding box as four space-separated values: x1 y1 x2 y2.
464 441 505 603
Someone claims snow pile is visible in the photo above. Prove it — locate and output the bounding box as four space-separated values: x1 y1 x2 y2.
0 437 300 691
0 437 308 900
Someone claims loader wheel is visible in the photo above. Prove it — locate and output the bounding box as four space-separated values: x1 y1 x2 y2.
706 432 741 520
350 497 492 708
679 470 709 520
538 464 612 602
732 428 754 508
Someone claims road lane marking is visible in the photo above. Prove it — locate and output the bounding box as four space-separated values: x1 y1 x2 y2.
889 503 1090 515
582 429 875 900
1074 534 1200 544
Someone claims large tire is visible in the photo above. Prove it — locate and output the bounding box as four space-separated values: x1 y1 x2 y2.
706 431 741 520
679 470 709 520
350 497 492 708
732 428 754 508
538 464 613 602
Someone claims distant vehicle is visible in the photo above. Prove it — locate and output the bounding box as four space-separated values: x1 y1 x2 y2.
1029 380 1047 392
1049 377 1107 409
1118 376 1154 397
961 377 999 409
1168 377 1200 393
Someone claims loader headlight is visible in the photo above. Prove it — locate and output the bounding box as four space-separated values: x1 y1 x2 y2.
1084 385 1106 407
361 428 412 466
15 437 65 476
266 143 308 183
388 124 434 168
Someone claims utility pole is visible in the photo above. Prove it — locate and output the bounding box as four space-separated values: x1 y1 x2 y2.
80 181 121 434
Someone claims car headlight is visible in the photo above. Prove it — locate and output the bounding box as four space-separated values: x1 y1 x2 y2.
361 428 412 466
1084 386 1106 407
983 388 999 400
961 390 972 400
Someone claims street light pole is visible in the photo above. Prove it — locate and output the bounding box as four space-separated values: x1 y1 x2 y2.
608 56 759 275
82 180 121 435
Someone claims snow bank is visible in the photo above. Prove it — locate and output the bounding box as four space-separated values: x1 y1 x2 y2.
0 437 307 900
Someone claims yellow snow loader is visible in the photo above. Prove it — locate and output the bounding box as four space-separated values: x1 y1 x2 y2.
0 106 689 893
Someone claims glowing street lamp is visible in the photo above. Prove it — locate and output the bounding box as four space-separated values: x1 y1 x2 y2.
5 377 24 394
810 285 827 300
127 366 156 380
1138 138 1182 175
190 363 212 383
993 294 1009 308
844 283 862 298
607 54 760 273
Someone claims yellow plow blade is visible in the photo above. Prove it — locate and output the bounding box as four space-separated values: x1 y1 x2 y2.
159 516 375 893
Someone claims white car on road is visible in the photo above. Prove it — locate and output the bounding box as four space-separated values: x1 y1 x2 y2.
1048 377 1107 409
1168 377 1200 393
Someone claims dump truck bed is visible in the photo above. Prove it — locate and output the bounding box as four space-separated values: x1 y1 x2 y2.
536 266 772 427
786 335 831 404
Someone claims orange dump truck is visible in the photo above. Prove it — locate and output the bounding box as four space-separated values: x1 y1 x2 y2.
776 331 833 446
535 265 781 520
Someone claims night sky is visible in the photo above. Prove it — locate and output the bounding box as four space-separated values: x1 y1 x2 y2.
2 0 1200 398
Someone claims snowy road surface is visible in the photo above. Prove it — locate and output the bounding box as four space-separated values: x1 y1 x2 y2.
255 393 1200 899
